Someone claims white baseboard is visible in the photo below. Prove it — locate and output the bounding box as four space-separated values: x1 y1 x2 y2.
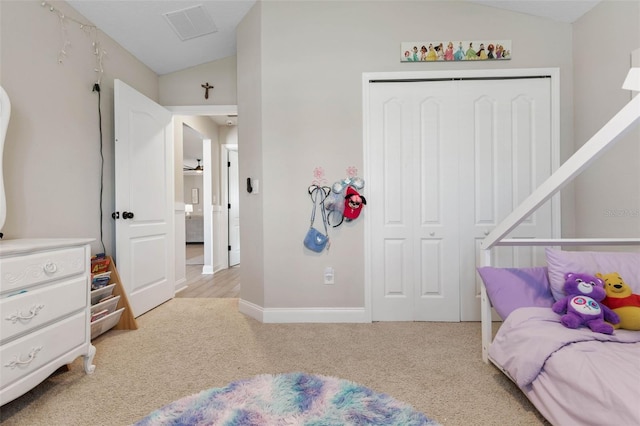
174 277 187 294
238 299 369 323
238 299 264 322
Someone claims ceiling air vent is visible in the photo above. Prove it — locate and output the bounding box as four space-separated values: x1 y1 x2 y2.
163 5 218 41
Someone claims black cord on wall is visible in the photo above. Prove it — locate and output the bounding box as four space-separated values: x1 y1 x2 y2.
93 82 107 254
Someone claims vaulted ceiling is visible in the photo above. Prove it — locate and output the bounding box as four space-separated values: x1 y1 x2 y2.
67 0 600 76
65 0 600 163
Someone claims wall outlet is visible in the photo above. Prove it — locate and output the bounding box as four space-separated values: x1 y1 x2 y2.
324 267 334 284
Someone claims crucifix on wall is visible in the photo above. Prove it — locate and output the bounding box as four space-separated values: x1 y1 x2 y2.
201 82 214 99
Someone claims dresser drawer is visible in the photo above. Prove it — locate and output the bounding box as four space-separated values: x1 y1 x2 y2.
1 276 87 343
0 312 87 390
0 246 86 294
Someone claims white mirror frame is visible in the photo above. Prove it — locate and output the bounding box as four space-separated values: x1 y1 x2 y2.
0 86 10 234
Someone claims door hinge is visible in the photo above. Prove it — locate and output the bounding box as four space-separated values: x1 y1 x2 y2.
228 161 231 167
228 203 231 209
228 245 231 251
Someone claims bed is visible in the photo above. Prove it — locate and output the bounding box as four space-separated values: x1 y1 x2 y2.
477 67 640 425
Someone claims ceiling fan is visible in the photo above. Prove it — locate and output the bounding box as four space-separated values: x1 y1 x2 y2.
184 159 203 172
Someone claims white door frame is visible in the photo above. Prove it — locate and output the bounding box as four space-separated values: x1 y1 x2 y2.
166 105 238 276
362 68 561 322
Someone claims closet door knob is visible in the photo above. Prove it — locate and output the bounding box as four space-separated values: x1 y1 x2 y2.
123 211 135 219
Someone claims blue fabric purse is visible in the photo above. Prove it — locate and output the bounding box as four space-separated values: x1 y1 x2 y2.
304 185 330 252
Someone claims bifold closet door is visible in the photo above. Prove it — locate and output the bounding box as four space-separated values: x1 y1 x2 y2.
368 77 552 322
457 78 552 321
369 81 462 321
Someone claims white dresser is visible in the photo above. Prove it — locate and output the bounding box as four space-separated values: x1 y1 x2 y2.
0 238 96 406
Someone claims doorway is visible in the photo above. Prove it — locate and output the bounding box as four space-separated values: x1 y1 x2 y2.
167 105 239 293
183 124 205 266
363 69 561 322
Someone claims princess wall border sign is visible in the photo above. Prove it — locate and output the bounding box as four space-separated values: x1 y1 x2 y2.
401 40 511 62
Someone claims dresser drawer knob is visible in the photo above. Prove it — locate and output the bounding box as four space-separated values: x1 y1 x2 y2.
5 304 45 324
43 262 57 274
4 347 42 369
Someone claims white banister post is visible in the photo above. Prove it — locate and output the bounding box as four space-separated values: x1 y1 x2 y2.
480 249 493 363
481 73 640 251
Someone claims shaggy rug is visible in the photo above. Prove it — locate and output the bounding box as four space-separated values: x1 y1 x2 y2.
135 372 440 425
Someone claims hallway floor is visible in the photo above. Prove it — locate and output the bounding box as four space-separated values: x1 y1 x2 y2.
176 244 240 298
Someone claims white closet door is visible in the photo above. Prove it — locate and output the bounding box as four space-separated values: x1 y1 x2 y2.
368 77 553 322
458 78 552 320
369 81 461 321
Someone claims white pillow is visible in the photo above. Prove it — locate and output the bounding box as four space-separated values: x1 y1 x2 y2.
545 248 640 301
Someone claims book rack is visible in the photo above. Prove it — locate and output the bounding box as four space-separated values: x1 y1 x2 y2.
90 256 137 339
106 256 138 331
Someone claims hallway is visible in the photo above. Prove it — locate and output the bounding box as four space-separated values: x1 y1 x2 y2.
176 244 240 298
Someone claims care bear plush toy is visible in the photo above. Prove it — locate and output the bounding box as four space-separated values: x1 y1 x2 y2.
552 272 620 334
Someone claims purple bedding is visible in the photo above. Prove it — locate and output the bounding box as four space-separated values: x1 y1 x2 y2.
489 307 640 425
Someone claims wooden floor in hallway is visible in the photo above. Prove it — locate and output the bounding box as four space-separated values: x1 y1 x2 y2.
176 243 240 298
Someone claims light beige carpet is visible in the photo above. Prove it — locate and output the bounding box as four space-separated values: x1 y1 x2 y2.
0 299 548 425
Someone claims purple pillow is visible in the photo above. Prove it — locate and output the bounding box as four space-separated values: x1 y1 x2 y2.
477 266 554 320
545 248 640 301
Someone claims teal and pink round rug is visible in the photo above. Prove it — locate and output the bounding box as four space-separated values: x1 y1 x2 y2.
135 372 440 425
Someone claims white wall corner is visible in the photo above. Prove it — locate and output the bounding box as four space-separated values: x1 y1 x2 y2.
238 298 264 322
174 277 187 294
632 48 640 68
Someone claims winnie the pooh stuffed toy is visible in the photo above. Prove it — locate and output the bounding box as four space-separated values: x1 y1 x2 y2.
597 272 640 331
552 272 619 334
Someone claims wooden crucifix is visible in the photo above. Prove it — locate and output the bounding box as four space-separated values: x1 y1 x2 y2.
201 82 214 99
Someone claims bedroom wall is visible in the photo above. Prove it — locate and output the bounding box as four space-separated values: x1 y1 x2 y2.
0 0 158 257
573 1 640 247
236 1 265 308
237 0 576 311
159 55 237 106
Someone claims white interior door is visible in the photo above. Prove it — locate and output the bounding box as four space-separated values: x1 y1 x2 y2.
114 79 175 318
458 78 552 320
368 76 553 321
369 81 461 321
228 149 240 266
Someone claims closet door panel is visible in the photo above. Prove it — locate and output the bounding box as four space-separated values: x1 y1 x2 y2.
419 239 442 295
382 99 408 226
419 100 442 224
459 78 552 320
413 86 460 321
506 82 552 258
370 86 415 320
473 96 499 225
383 239 410 297
370 82 460 321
